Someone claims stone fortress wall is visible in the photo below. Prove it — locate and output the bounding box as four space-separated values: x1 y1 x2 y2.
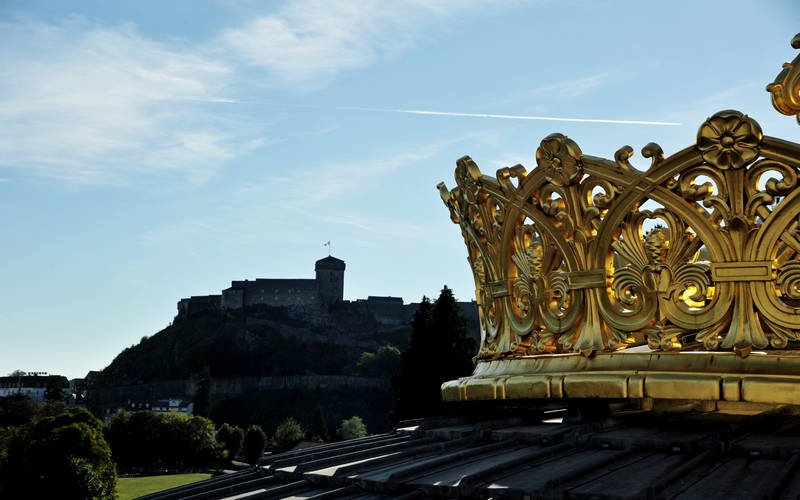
176 255 479 330
101 375 390 405
178 256 345 318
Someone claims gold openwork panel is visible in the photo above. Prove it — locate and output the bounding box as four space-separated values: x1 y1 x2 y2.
439 110 800 360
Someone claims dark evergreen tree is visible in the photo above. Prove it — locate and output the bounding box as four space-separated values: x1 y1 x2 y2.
192 369 211 418
85 389 104 420
392 287 477 421
44 378 65 402
392 296 432 421
216 423 244 459
242 425 267 465
429 286 476 382
310 406 330 442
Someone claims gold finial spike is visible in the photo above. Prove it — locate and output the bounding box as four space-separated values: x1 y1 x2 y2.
767 33 800 123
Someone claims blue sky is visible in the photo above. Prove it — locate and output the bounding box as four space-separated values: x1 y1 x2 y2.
1 0 798 379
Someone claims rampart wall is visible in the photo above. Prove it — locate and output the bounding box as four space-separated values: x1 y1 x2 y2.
100 375 390 404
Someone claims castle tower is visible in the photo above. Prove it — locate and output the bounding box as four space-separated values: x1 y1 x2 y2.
315 256 345 304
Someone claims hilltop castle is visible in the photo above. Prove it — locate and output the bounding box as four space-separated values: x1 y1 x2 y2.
178 256 346 317
176 256 478 330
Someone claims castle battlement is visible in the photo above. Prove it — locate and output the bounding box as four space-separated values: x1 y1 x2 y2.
175 256 480 335
177 256 345 318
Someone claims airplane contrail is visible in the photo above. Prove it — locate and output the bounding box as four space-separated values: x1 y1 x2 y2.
360 107 683 126
192 98 683 126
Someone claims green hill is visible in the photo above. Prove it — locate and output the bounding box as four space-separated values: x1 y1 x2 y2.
98 304 408 387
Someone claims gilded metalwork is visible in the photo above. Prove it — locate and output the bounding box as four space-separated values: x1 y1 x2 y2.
440 351 800 407
439 108 800 359
438 37 800 405
767 33 800 122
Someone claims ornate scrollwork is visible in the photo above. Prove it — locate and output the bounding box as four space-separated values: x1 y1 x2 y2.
610 212 710 350
440 109 800 360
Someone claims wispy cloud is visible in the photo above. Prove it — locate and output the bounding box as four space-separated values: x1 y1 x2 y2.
662 81 766 126
141 219 241 246
489 154 531 170
482 72 615 111
279 136 465 207
301 209 427 239
140 135 463 246
0 19 263 186
0 2 519 186
217 0 497 86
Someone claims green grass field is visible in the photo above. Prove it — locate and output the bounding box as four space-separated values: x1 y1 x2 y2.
116 473 213 500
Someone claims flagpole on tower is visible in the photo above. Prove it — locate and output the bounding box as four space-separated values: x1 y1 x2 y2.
324 240 331 256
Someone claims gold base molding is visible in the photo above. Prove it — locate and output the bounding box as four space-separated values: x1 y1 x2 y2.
441 351 800 405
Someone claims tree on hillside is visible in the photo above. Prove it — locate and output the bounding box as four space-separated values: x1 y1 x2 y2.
310 406 330 442
272 417 304 452
357 345 401 377
107 410 220 472
85 389 104 420
192 368 211 418
160 412 219 470
216 423 244 459
0 407 117 499
392 286 477 420
242 425 267 465
429 286 477 379
38 400 69 419
336 416 367 440
45 378 65 403
0 394 37 427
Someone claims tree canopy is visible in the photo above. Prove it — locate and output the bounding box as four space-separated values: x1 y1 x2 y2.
242 425 267 464
336 416 367 440
216 423 244 460
106 410 219 472
310 406 330 442
0 394 37 427
0 406 117 499
357 345 401 377
272 417 304 452
45 377 65 402
392 286 477 420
